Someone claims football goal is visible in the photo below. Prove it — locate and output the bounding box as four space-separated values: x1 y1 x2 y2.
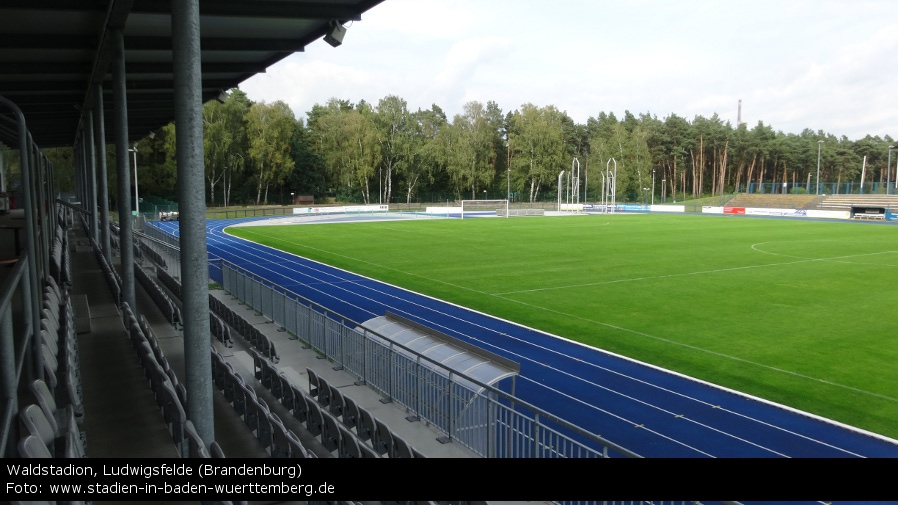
460 199 509 219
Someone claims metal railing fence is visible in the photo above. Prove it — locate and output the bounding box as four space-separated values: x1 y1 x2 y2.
0 255 34 458
142 219 639 458
0 94 58 458
219 257 638 459
746 181 898 195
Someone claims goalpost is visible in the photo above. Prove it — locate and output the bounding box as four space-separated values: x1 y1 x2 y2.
460 199 509 219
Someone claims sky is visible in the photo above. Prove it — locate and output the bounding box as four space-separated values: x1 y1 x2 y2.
239 0 898 141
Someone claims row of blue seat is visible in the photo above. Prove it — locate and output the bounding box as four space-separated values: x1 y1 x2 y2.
207 293 279 362
202 271 423 458
49 208 71 288
210 311 234 348
109 221 142 264
18 218 85 459
123 301 219 458
40 275 83 422
143 237 410 459
135 264 182 330
238 347 360 458
306 366 422 459
149 256 297 457
91 231 122 307
138 239 167 270
211 346 314 458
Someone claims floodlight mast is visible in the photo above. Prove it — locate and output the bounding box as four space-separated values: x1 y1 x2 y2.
584 161 588 203
886 146 898 195
816 140 824 195
557 170 564 212
652 169 655 206
572 157 580 208
566 171 571 207
129 143 139 219
605 158 617 214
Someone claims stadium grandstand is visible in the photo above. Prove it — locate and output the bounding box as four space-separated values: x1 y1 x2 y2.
0 2 893 504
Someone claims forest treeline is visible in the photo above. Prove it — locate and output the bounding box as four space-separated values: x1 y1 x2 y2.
13 88 897 206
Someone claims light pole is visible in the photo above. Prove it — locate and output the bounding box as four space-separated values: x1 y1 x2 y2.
557 170 564 212
888 146 895 195
128 143 139 217
290 191 294 206
506 141 511 203
506 166 510 203
816 140 824 195
651 169 656 206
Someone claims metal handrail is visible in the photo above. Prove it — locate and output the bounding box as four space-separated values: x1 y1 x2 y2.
222 257 640 459
143 219 641 458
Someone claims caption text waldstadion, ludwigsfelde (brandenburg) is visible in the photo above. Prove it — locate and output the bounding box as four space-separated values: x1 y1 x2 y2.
5 462 338 500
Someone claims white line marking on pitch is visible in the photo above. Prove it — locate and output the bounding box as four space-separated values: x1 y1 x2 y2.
494 248 898 296
219 226 897 453
240 227 898 405
491 293 898 406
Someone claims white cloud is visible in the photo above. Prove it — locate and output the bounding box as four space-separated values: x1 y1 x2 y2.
239 0 898 140
434 36 514 91
356 0 480 40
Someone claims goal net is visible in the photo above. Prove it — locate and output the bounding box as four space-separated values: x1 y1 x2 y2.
460 199 509 219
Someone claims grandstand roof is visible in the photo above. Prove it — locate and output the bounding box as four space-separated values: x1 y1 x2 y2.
0 0 384 148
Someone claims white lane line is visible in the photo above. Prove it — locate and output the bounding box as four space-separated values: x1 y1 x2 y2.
206 225 886 456
516 376 718 458
230 226 897 406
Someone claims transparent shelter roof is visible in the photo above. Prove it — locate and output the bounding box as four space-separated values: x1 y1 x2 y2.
356 313 519 391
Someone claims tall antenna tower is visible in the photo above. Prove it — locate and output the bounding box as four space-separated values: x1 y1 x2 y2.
737 99 743 127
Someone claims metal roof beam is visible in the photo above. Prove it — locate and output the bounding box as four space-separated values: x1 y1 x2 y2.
134 0 366 21
0 62 92 74
1 61 265 74
0 1 107 11
0 35 98 50
124 35 309 52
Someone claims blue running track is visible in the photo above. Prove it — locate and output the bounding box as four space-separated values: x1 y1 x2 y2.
151 217 898 459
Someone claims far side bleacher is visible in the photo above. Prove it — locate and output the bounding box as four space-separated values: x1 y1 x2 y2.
724 193 824 209
725 193 898 216
815 194 898 210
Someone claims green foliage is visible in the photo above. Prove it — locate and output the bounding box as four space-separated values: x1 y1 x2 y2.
203 89 251 206
127 87 894 208
245 100 296 205
228 215 898 440
441 101 505 199
508 103 567 202
308 99 381 203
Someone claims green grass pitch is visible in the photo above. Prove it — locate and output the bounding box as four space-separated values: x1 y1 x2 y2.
227 214 898 440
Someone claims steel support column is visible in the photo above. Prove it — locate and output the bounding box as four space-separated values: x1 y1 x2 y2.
78 132 87 229
73 138 82 216
94 85 112 264
111 28 136 313
32 141 50 275
86 110 99 241
172 0 214 447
